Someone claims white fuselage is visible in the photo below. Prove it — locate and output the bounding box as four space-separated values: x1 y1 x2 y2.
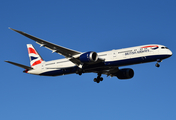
27 44 172 76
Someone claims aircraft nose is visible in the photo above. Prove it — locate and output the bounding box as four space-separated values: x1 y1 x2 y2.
168 49 173 56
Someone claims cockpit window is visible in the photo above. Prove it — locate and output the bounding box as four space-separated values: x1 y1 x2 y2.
161 47 168 49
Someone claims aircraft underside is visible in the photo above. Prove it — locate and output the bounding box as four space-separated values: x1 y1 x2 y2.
39 54 171 83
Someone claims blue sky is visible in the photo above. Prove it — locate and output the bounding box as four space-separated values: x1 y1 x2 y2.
1 0 176 120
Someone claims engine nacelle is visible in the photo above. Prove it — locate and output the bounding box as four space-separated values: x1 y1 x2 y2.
116 68 134 79
79 51 98 63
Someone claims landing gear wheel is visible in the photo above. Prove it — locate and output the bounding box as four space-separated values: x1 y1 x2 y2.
93 73 103 83
93 78 100 83
155 63 160 67
100 77 103 81
94 78 97 82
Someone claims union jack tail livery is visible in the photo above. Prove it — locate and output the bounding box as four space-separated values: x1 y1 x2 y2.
27 44 44 67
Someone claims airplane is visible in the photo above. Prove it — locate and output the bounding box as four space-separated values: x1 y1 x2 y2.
5 28 173 83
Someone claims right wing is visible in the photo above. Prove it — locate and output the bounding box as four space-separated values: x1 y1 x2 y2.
91 67 119 77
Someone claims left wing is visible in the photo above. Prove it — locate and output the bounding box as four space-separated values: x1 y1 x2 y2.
9 28 81 57
9 28 83 66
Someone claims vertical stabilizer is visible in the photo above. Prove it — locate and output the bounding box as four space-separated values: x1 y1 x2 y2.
27 44 44 67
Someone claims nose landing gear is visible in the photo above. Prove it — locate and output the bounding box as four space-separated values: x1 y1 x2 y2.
155 63 160 67
94 73 103 83
155 59 162 67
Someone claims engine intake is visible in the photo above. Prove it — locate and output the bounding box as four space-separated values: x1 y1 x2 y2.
116 68 134 79
79 51 98 63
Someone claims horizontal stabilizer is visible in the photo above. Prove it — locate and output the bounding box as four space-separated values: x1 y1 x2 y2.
5 61 33 70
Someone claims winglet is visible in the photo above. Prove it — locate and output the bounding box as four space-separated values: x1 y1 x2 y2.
9 27 15 31
9 27 23 34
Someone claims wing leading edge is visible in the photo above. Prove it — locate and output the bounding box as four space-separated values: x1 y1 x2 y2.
9 28 83 67
9 28 81 57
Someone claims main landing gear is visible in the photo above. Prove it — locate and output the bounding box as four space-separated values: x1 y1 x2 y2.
155 59 162 67
94 73 103 83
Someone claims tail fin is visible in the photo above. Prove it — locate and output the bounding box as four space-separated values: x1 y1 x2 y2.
27 44 44 67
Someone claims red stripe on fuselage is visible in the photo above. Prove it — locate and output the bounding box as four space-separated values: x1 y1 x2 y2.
28 47 38 54
141 45 159 48
31 59 42 66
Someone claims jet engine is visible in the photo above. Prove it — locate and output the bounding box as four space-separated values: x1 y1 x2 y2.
79 51 98 63
116 68 134 79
